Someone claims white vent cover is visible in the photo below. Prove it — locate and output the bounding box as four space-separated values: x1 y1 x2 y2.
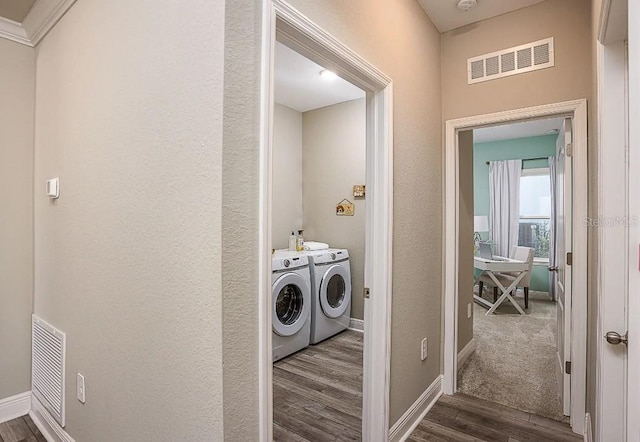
467 37 554 84
32 315 66 427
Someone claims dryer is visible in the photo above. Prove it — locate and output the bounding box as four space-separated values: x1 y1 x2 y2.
272 251 311 362
306 249 352 344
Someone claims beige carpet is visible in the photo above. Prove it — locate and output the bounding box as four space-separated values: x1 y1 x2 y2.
457 290 568 423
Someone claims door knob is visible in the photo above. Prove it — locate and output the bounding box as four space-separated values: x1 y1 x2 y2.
548 266 558 272
605 331 628 346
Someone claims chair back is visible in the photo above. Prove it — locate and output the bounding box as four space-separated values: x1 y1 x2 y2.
512 246 535 286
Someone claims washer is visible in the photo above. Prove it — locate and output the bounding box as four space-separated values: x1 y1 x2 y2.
272 251 311 362
306 248 352 344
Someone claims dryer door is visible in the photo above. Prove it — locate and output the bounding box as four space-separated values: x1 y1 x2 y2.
319 264 351 319
272 272 310 337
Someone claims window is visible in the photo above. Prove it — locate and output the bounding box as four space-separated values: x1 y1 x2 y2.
519 167 551 261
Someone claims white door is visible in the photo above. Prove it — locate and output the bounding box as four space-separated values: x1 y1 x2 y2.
554 117 572 416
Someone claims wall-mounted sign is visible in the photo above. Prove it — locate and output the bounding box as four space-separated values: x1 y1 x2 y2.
336 199 355 216
353 185 365 198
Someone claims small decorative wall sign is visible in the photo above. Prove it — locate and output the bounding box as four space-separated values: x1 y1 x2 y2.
353 185 365 198
336 199 355 216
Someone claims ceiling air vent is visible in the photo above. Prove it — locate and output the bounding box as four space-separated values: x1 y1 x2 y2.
467 37 554 85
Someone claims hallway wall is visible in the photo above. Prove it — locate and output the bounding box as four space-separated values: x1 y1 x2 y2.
0 38 35 401
286 0 443 426
33 0 225 440
441 0 592 121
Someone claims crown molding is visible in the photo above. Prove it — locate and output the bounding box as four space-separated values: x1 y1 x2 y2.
0 0 76 47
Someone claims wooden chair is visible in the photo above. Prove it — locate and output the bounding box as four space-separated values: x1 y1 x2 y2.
477 246 536 308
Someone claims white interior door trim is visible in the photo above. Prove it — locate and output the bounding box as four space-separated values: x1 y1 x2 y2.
594 37 628 442
443 99 588 436
626 1 640 440
259 2 394 441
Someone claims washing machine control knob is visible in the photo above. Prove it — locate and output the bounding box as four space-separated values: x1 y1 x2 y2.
331 253 336 260
284 259 290 267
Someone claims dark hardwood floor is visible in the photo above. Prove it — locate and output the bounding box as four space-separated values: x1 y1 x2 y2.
273 329 363 442
408 393 582 442
0 415 46 442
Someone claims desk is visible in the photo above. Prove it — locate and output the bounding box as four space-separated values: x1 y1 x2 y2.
473 256 528 315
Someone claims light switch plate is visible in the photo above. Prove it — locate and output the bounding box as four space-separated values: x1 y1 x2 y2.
421 338 428 361
46 178 59 199
77 373 85 403
467 303 472 318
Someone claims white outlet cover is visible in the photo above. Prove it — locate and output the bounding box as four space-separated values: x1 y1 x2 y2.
467 303 472 318
421 338 428 361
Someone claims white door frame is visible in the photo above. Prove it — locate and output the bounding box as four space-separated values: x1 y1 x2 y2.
597 1 640 441
594 1 628 439
626 1 640 440
443 99 588 435
259 2 394 441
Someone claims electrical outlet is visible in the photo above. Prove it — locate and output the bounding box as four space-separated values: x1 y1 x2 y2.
77 373 86 403
467 303 472 319
421 338 428 361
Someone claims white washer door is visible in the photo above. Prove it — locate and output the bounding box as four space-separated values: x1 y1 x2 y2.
272 272 310 337
319 264 351 319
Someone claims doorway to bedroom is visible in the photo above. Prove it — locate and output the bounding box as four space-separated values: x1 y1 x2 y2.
443 99 588 436
458 117 568 423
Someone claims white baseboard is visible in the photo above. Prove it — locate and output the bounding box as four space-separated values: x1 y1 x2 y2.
30 394 75 442
584 413 593 442
0 391 31 424
389 375 443 442
348 317 364 332
457 338 477 371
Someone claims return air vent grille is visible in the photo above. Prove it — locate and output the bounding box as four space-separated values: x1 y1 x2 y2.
32 315 66 427
467 37 554 84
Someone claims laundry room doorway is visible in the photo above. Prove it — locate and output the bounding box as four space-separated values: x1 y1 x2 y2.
259 2 393 441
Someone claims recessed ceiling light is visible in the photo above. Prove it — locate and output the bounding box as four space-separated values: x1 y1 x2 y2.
457 0 477 11
320 69 337 80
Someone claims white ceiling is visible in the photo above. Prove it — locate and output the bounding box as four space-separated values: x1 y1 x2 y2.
274 41 365 113
473 117 563 143
417 0 548 33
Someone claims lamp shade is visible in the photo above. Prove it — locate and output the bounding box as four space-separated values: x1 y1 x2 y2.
474 216 489 232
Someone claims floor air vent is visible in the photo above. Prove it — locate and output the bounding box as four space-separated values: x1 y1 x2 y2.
32 315 66 427
467 37 554 84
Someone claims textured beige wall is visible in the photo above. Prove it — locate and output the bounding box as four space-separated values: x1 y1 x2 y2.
302 99 366 320
287 0 442 425
33 1 225 440
441 0 592 121
221 0 262 439
0 39 35 400
273 104 303 249
457 131 474 353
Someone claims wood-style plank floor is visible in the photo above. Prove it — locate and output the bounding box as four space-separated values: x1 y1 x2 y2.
273 329 363 442
0 415 46 442
408 393 582 442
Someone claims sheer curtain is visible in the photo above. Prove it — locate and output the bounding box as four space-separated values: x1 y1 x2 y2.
489 159 522 257
548 156 559 301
